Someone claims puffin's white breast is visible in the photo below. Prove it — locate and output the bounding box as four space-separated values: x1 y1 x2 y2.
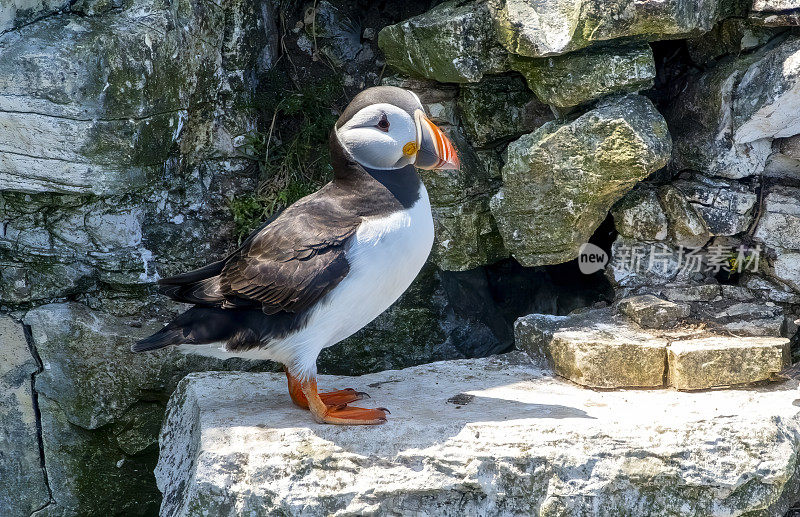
263 183 435 378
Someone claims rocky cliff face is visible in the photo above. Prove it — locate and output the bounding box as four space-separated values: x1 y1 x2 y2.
2 0 800 515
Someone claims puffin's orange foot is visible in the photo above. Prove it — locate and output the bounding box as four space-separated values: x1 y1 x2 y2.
320 405 388 425
286 369 367 409
320 388 368 407
293 374 389 425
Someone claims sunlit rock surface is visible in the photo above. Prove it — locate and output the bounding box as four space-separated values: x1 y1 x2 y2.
668 336 790 390
491 94 671 266
491 0 734 57
156 354 800 516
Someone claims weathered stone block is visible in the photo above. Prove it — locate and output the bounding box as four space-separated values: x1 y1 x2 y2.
549 328 668 388
512 43 655 108
618 294 691 329
378 0 507 83
668 336 790 390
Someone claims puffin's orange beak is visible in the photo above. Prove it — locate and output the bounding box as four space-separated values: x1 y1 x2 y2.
413 110 460 170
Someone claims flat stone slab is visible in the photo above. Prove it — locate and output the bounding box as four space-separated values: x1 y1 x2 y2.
669 336 791 390
549 327 668 388
156 354 800 517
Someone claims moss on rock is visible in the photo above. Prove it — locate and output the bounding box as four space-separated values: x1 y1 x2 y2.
511 43 655 108
491 95 671 266
378 0 507 83
457 74 553 148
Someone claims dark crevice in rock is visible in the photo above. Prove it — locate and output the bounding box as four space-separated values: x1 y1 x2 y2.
22 323 55 515
646 39 698 113
0 8 68 37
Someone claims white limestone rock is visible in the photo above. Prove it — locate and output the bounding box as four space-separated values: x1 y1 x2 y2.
156 354 800 517
754 185 800 293
733 36 800 144
667 37 800 179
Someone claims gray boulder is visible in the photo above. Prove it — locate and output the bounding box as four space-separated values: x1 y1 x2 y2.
491 95 671 266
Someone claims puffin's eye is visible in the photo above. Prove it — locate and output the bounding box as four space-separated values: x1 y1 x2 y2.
376 114 390 132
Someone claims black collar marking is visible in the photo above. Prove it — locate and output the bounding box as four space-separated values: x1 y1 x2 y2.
361 165 421 210
329 130 421 213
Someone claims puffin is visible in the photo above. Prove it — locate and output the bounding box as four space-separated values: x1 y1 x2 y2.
133 86 459 425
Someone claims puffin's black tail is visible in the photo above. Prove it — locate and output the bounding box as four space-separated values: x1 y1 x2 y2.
132 306 257 353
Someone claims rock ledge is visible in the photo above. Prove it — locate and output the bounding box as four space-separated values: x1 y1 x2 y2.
156 354 800 516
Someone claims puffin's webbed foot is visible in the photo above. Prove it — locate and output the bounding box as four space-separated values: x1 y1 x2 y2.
320 404 388 425
286 370 367 409
286 369 388 425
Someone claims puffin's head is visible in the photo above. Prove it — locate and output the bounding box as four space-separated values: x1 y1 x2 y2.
334 86 460 171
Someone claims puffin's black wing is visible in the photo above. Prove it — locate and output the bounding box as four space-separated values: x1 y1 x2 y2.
155 215 279 306
217 194 361 315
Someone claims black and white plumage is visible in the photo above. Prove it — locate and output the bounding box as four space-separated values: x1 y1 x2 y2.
133 86 459 424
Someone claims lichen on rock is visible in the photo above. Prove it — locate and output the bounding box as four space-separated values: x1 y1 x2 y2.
457 74 552 148
491 94 671 266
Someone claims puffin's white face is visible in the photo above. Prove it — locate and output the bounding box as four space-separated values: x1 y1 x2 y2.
336 103 418 170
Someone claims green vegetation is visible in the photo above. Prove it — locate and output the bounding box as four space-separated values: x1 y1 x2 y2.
231 73 343 242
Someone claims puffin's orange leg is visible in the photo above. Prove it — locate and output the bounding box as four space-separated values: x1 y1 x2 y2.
285 369 366 409
298 377 388 425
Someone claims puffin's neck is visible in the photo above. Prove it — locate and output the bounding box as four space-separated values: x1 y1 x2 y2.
329 130 422 211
